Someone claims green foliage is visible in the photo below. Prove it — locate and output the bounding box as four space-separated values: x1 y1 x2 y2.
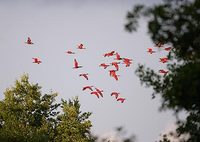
0 74 93 142
125 0 200 141
54 97 93 142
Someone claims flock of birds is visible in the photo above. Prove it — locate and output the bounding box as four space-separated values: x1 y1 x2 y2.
147 42 172 75
25 37 171 103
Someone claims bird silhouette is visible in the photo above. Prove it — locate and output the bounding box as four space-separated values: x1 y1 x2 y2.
95 87 103 97
117 98 125 103
73 59 82 69
111 62 120 71
99 63 110 69
66 50 75 54
82 86 93 91
114 52 122 60
25 37 34 44
164 47 172 51
104 51 115 57
147 48 156 54
91 91 100 98
111 92 120 99
159 69 168 75
32 58 41 64
159 57 168 63
122 58 132 67
79 73 89 80
77 43 86 49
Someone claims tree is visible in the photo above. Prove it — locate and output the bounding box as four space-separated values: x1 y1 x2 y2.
125 0 200 141
0 74 94 142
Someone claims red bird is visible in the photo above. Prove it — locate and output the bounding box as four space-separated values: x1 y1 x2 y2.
77 43 86 49
114 52 122 60
159 69 168 75
164 47 172 51
79 73 89 80
66 50 75 54
25 37 34 44
117 98 126 103
112 74 120 81
32 58 41 64
111 92 120 99
91 91 100 98
123 58 132 67
159 57 168 63
95 88 103 97
155 41 164 48
73 59 82 69
82 86 93 91
99 63 109 69
111 62 120 71
104 51 115 57
147 48 156 54
109 70 116 76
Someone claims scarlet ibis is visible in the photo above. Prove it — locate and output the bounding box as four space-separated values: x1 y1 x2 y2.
77 43 86 49
79 73 89 80
66 50 75 54
164 47 172 51
73 59 82 69
99 63 109 69
111 62 120 71
159 69 168 75
91 91 100 98
109 70 116 76
117 98 125 103
95 87 103 97
114 52 122 60
25 37 34 44
122 58 132 67
147 48 156 54
112 73 120 81
159 57 168 63
32 58 41 64
111 92 120 99
82 86 93 91
104 51 115 57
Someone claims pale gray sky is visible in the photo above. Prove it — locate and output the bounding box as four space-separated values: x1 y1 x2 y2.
0 0 178 142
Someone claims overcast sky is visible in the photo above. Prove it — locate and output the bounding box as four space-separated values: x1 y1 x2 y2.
0 0 180 142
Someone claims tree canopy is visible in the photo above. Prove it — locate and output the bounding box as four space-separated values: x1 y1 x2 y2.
0 74 94 142
125 0 200 141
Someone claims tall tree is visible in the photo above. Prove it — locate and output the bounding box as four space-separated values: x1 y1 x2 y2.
0 74 94 142
125 0 200 141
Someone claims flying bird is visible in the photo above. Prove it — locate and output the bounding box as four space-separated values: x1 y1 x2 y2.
111 62 120 71
32 58 41 64
66 50 75 54
147 48 156 54
82 86 93 91
111 92 120 99
112 74 120 81
77 43 86 49
164 47 172 51
25 37 34 44
117 98 126 103
109 70 116 76
79 73 89 80
114 52 122 60
159 69 168 75
95 87 103 97
104 51 115 57
73 59 82 69
159 57 168 63
99 63 110 69
122 58 132 67
91 91 100 98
